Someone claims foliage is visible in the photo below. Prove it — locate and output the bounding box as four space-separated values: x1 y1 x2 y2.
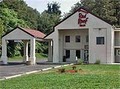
0 19 4 46
36 42 48 54
0 65 119 89
38 2 61 34
77 59 84 65
0 0 61 57
0 0 40 29
94 59 101 64
69 0 120 27
72 65 76 70
46 2 61 15
58 68 65 73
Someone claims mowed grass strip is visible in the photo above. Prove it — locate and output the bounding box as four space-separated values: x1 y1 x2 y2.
0 64 120 89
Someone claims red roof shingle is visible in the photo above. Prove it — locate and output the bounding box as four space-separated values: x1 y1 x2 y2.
21 28 46 39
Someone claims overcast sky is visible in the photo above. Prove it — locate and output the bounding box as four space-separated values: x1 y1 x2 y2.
24 0 80 15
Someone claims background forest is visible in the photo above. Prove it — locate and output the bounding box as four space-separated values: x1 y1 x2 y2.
0 0 119 58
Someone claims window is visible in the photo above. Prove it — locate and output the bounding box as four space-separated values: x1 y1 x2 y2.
86 35 89 42
76 35 80 42
66 50 70 58
96 37 104 45
65 36 70 42
76 50 81 58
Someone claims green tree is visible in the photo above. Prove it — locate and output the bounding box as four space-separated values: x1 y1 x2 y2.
69 0 120 27
38 2 61 34
46 2 61 15
0 19 4 46
38 12 60 34
0 0 41 57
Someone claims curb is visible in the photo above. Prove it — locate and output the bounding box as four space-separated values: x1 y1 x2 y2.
0 63 74 80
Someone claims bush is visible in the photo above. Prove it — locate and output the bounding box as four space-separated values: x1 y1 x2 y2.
72 65 76 70
77 59 84 65
58 68 65 73
95 60 100 64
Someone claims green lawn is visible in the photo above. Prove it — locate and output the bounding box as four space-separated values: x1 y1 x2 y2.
0 64 120 89
7 53 47 61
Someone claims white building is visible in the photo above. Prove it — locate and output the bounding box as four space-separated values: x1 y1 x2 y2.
45 7 120 64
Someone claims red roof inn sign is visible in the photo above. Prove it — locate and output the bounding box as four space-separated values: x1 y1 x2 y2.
78 9 88 27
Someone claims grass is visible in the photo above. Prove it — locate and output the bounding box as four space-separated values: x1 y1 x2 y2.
0 64 120 89
5 53 47 61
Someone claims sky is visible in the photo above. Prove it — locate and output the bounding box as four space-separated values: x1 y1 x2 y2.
24 0 80 15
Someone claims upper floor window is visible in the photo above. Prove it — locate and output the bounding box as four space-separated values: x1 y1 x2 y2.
75 35 80 42
96 37 104 45
65 36 70 42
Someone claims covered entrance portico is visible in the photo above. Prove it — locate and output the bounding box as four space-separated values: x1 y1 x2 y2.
1 27 46 65
58 29 89 63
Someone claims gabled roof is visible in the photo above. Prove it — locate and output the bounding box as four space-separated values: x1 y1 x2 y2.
45 7 113 38
54 7 112 28
2 26 46 39
20 27 46 39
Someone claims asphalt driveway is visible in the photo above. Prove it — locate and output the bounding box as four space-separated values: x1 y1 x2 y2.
0 61 64 79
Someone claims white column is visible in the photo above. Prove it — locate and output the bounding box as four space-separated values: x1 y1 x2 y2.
23 41 28 62
48 40 53 62
53 30 59 63
81 49 84 60
1 39 8 64
30 38 36 65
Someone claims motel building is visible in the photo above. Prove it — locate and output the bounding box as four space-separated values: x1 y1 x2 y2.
45 7 120 64
1 7 120 64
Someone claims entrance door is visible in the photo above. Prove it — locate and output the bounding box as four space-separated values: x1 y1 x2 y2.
84 50 89 63
76 50 81 59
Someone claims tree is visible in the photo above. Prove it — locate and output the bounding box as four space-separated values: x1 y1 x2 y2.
0 0 40 29
0 0 42 57
46 2 61 15
0 19 4 46
69 0 120 27
37 2 61 55
38 2 61 34
38 12 60 34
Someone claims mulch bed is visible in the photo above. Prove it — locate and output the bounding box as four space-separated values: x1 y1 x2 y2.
66 70 77 73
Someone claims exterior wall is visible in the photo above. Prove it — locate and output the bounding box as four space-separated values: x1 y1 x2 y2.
89 26 114 64
59 29 88 62
46 29 59 63
3 28 33 40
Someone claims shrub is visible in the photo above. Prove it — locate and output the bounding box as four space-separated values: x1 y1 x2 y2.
77 59 84 65
58 68 65 73
95 60 100 64
72 65 76 70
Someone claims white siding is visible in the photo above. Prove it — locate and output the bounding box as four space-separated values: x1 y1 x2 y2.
3 28 33 40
